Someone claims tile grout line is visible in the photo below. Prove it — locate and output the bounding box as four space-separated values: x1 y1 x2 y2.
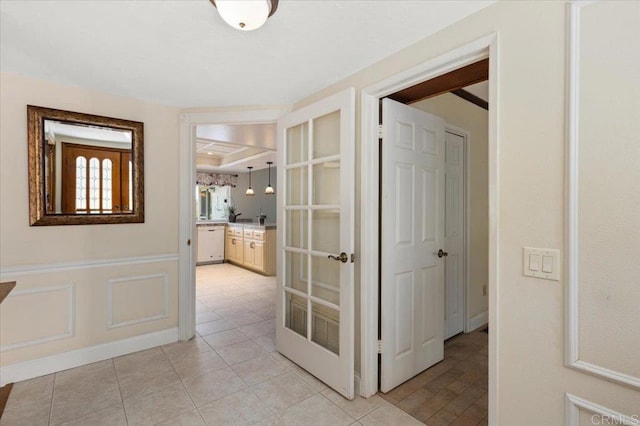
47 373 56 426
190 264 280 423
162 341 209 425
194 265 277 424
112 358 130 426
196 268 280 420
315 389 359 423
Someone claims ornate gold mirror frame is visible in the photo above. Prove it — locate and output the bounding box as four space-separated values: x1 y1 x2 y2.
28 105 144 225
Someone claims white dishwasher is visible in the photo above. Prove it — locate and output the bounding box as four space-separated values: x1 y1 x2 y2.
197 225 225 264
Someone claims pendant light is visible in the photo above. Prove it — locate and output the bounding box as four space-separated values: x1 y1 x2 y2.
265 161 274 195
210 0 279 32
246 166 255 196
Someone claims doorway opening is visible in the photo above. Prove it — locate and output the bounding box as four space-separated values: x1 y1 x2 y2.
191 122 279 340
376 78 489 423
359 33 498 424
177 108 287 343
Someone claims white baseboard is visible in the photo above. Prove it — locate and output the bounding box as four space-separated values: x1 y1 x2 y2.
468 311 488 332
0 327 178 386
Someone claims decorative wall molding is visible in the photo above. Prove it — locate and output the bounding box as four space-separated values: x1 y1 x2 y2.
0 327 178 387
0 285 75 352
107 273 169 329
0 253 179 279
565 393 639 426
565 1 640 390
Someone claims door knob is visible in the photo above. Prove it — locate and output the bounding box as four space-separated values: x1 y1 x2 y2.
437 249 449 258
328 252 349 263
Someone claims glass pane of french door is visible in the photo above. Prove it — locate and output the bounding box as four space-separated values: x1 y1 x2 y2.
283 110 342 354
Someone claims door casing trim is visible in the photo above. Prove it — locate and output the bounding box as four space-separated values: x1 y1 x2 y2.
359 33 499 425
177 107 291 342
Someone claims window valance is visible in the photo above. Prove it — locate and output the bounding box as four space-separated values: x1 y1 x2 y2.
196 172 238 187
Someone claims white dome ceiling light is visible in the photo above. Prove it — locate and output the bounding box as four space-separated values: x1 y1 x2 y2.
210 0 279 31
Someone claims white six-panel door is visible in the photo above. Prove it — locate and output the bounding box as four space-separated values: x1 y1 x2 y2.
380 98 446 392
276 88 355 399
444 130 465 340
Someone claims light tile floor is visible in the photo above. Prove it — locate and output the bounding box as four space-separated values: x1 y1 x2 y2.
1 264 419 425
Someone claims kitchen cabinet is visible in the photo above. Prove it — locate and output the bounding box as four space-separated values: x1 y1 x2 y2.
197 225 225 264
225 225 244 264
225 225 275 275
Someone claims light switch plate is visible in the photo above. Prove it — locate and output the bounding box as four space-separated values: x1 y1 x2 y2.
523 247 560 281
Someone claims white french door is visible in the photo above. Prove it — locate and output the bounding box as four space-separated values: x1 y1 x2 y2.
380 98 446 392
276 88 355 399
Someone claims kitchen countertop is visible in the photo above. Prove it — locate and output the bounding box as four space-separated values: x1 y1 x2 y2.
197 221 276 230
240 222 277 230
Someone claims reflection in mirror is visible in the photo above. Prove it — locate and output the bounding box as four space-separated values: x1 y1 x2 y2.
28 106 144 225
44 120 133 214
196 184 231 221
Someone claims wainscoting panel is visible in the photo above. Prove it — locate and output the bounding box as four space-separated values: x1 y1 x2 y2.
108 274 169 328
566 394 639 426
0 285 74 351
566 1 640 389
0 254 178 368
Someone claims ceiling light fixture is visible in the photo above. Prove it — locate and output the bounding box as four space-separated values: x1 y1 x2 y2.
246 166 255 196
210 0 279 32
265 161 274 195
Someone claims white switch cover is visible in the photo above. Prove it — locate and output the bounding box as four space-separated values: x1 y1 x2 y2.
523 247 560 281
529 254 541 271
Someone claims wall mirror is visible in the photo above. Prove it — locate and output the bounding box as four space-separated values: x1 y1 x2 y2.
28 105 144 225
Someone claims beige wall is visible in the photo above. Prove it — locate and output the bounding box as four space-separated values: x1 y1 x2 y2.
0 72 180 367
575 1 640 381
412 93 489 320
294 1 638 423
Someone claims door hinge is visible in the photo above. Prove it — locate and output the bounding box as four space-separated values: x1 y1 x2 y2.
378 124 383 139
377 340 382 354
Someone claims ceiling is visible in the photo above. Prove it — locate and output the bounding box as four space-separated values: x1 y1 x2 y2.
0 1 494 108
45 121 132 145
196 123 276 173
464 81 489 102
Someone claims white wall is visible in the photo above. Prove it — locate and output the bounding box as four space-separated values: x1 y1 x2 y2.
229 167 278 223
412 93 489 321
0 72 180 376
293 1 639 423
